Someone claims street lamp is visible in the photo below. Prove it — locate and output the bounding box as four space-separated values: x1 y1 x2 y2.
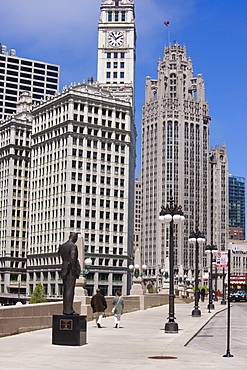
129 264 147 295
159 196 184 333
188 228 206 317
80 257 93 275
129 264 148 277
205 245 217 311
75 257 93 297
16 275 23 306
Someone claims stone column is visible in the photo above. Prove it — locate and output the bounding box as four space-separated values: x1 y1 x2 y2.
74 235 88 314
130 247 145 295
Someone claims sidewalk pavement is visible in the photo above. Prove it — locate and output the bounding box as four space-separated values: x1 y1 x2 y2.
0 300 246 370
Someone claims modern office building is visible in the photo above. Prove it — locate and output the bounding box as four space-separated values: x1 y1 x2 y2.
141 42 210 277
229 174 245 240
208 144 229 251
0 43 60 121
0 92 32 303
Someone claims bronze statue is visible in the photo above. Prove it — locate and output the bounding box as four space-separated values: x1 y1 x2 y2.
58 232 80 315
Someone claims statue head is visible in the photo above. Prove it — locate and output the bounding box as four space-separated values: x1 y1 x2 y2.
69 232 78 243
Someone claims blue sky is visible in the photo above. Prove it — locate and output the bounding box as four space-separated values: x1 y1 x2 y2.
1 0 247 185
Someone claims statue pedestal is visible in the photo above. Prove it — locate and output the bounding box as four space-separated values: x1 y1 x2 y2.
130 276 144 295
74 275 88 315
52 315 87 346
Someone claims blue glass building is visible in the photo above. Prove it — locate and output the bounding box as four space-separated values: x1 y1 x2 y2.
229 175 245 240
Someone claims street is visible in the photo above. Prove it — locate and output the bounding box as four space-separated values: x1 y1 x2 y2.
188 302 247 358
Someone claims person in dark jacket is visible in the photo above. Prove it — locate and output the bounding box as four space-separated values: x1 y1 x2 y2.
58 232 80 315
200 287 206 302
91 289 107 328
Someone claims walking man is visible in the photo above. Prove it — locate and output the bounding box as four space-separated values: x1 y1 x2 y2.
91 289 107 328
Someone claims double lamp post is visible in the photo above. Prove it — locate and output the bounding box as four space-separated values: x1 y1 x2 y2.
159 196 184 333
205 244 218 310
188 228 206 317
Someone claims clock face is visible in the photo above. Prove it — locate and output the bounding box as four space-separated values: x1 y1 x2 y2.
108 31 124 47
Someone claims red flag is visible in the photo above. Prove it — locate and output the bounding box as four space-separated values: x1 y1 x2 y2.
164 20 170 27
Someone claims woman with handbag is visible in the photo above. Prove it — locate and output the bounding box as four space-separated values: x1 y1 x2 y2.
112 290 124 328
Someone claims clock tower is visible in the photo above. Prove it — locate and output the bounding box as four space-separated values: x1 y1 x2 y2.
97 0 136 106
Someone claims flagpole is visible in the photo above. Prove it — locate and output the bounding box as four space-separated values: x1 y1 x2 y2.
164 20 170 45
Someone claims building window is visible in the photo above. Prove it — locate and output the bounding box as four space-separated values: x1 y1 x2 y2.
114 53 118 59
107 62 111 68
113 72 117 79
120 53 125 59
115 11 119 21
120 72 124 79
113 62 118 68
107 53 111 59
106 72 111 79
121 11 126 21
120 62 124 68
108 11 112 22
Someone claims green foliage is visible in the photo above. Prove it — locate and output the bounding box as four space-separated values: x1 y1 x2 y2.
147 285 157 293
29 283 47 304
199 285 209 293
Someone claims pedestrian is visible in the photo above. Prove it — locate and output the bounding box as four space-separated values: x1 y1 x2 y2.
200 287 206 302
91 289 107 328
216 290 221 298
112 290 124 328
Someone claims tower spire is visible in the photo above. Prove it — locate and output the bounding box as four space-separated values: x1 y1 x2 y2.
97 0 136 106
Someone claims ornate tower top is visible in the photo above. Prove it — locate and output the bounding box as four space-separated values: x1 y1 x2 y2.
98 0 136 105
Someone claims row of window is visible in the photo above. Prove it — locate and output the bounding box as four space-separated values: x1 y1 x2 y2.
107 52 125 59
0 56 58 70
71 187 124 200
106 71 124 79
76 164 125 175
107 62 125 69
71 176 125 187
0 74 57 87
71 153 125 165
0 68 58 78
74 104 126 119
108 10 126 22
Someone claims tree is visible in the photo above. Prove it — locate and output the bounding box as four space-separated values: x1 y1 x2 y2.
29 283 47 304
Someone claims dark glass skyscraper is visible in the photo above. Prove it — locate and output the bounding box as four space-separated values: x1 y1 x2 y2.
229 175 245 240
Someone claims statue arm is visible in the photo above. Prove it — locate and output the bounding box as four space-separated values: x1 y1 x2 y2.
70 244 78 275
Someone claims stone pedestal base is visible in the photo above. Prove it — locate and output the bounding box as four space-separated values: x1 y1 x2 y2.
160 281 169 294
130 283 144 295
52 315 87 346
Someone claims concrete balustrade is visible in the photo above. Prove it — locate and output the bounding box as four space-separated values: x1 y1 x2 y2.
0 294 169 338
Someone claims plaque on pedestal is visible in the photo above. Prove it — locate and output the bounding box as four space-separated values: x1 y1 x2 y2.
52 315 87 346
